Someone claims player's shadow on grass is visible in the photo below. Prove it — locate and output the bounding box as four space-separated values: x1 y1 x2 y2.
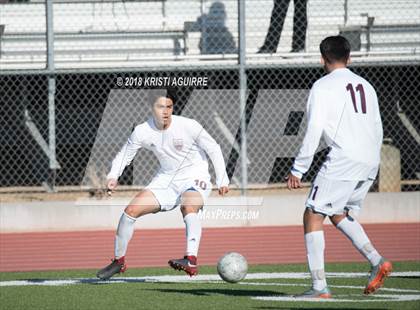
23 278 150 285
256 308 386 310
147 288 286 297
25 279 53 283
391 275 420 279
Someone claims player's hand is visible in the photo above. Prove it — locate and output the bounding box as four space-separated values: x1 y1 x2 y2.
218 186 229 196
286 173 301 190
107 178 118 196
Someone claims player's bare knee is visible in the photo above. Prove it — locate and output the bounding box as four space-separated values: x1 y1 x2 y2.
124 205 139 218
180 204 192 213
330 212 347 226
303 208 317 224
181 205 199 216
303 208 326 233
329 215 339 226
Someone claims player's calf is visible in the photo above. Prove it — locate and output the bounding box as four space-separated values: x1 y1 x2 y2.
168 255 198 276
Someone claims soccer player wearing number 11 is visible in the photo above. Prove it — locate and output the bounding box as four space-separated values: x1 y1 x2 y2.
97 90 229 280
287 36 392 298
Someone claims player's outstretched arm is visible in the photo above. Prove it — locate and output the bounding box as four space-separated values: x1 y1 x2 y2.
291 87 326 179
191 120 230 194
107 129 143 194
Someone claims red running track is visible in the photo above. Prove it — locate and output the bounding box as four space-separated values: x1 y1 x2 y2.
0 223 419 272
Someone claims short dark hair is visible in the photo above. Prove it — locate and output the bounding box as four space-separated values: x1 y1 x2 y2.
319 36 351 64
148 88 177 106
163 87 177 104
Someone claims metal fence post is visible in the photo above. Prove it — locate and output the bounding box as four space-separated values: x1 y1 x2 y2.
238 0 247 195
46 0 59 191
344 0 348 25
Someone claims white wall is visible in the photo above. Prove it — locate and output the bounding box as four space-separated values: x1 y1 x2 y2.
1 191 418 232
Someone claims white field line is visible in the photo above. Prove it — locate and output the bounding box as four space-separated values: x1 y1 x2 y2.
0 271 419 287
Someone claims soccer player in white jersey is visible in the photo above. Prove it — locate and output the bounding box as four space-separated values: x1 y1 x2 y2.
97 90 229 280
287 36 392 298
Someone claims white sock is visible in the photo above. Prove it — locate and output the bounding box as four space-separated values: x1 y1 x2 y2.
184 213 202 257
114 212 136 259
336 216 382 266
305 230 327 291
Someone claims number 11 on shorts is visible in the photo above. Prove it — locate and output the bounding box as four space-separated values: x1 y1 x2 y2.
311 185 319 200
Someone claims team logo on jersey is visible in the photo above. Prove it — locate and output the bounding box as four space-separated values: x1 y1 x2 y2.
173 139 183 151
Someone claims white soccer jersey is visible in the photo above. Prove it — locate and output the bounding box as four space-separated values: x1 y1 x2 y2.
107 115 229 188
292 68 383 181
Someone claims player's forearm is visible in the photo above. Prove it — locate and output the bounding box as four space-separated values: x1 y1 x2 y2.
292 125 323 178
207 145 230 188
291 157 313 179
107 153 128 180
107 144 138 180
292 88 326 179
195 128 230 187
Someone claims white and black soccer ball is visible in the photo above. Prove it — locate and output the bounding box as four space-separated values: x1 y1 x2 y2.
217 252 248 283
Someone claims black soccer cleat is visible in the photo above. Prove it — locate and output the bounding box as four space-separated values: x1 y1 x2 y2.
168 255 198 276
96 257 127 280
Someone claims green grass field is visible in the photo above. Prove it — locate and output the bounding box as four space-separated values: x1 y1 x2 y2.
1 261 419 310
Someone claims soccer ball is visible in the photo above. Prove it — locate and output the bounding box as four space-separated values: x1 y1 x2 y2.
217 252 248 283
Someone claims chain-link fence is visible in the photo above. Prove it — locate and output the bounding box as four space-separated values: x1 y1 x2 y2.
1 0 419 193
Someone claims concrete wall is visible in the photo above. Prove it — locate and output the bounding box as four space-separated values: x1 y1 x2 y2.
1 192 419 233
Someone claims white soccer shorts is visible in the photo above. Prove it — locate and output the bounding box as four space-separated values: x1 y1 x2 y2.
145 174 212 212
305 175 374 216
